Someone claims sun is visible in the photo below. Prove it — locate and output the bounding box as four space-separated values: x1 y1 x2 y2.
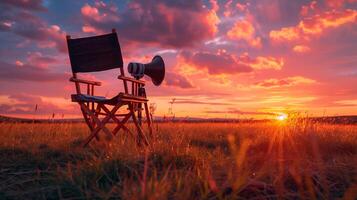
276 114 288 121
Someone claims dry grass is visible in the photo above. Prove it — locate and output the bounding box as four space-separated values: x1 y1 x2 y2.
0 120 356 199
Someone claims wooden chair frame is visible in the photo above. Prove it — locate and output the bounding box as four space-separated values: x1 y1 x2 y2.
67 29 152 147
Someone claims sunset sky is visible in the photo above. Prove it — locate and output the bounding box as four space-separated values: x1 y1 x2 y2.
0 0 356 119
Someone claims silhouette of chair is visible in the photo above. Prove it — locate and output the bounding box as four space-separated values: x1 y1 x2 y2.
66 29 152 147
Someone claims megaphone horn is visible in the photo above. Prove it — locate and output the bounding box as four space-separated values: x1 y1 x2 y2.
127 55 165 86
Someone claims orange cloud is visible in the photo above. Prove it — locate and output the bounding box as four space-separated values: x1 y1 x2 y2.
293 45 311 53
239 53 284 70
227 20 262 48
270 9 357 42
251 57 284 70
255 76 316 88
269 27 301 42
298 9 357 34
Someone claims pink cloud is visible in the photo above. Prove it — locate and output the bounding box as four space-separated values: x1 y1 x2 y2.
15 60 24 66
255 0 282 23
164 72 194 89
0 8 67 52
236 3 247 12
0 0 46 11
80 0 219 48
300 1 317 17
0 93 77 116
227 19 262 48
180 51 284 75
209 0 219 12
0 61 66 82
82 25 99 33
181 51 252 75
326 0 345 8
81 2 119 24
26 52 57 68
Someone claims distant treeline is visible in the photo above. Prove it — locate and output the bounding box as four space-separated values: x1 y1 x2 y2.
0 115 356 124
308 116 357 124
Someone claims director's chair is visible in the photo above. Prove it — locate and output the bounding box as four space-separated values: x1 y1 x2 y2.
66 29 152 147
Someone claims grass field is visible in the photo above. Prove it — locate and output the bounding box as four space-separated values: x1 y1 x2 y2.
0 120 356 199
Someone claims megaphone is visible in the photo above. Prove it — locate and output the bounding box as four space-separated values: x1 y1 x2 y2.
127 55 165 86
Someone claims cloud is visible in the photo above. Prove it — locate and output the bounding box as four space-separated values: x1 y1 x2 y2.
0 4 67 52
15 60 24 66
164 72 194 89
170 98 232 106
254 76 316 88
240 53 284 70
179 51 284 75
227 19 262 48
270 27 301 42
334 99 357 106
293 45 311 53
270 9 357 43
26 52 57 68
300 1 317 17
0 0 46 11
0 93 76 115
180 51 252 75
80 0 219 48
81 2 119 25
324 0 357 9
205 108 277 116
299 9 357 34
0 61 66 82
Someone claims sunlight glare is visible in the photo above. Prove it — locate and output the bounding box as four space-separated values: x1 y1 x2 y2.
277 114 288 121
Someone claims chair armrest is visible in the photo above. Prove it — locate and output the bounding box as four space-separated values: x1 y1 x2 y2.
118 75 145 85
69 77 101 86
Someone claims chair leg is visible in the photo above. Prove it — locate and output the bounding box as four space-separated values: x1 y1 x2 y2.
100 104 131 136
144 102 153 137
129 103 149 146
80 104 93 130
81 104 120 147
93 104 101 141
80 103 101 141
112 114 131 135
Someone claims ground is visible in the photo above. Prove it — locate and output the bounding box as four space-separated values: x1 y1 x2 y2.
0 121 356 199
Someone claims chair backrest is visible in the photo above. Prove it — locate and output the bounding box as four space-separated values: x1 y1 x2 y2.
66 31 123 73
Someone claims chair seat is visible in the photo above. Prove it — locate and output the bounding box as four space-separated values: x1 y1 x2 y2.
71 93 148 105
